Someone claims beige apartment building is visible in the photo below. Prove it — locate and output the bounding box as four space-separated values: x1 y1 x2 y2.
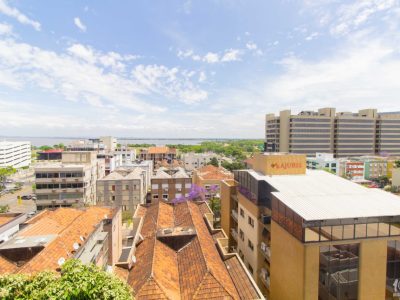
265 108 400 157
96 168 146 212
192 165 233 199
151 167 192 202
221 153 400 300
34 151 105 210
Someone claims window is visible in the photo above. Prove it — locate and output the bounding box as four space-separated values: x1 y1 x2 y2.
151 184 158 189
248 216 254 228
239 229 244 241
125 185 129 190
387 240 400 299
153 194 159 199
240 208 244 218
111 195 115 201
248 264 253 275
248 239 254 251
111 185 115 191
162 194 168 199
319 244 359 300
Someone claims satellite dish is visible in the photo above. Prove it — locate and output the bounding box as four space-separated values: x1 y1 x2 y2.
131 255 137 264
73 242 79 250
57 257 65 266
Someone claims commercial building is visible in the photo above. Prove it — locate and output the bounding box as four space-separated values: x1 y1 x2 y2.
139 146 177 165
181 152 222 171
221 152 400 299
114 200 264 299
192 165 233 199
265 108 400 157
0 207 121 274
338 159 365 181
96 168 147 212
151 167 192 202
34 151 105 210
0 141 31 168
306 153 338 174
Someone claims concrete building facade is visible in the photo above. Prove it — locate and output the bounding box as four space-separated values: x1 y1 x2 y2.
181 152 222 171
306 153 338 174
151 167 192 202
96 168 146 212
34 151 105 210
265 108 400 158
0 141 31 168
192 165 233 199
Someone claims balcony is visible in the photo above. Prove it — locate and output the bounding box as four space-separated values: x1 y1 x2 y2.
260 242 271 261
259 268 270 290
231 228 238 241
260 214 271 225
231 209 238 222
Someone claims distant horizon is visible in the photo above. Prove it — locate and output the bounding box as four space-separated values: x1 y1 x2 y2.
0 135 263 140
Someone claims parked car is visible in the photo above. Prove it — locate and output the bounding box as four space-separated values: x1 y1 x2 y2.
21 195 32 200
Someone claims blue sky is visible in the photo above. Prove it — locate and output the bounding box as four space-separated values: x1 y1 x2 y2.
0 0 399 138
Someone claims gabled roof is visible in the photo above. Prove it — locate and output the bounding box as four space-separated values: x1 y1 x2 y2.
153 170 172 179
125 201 261 299
195 165 233 181
172 168 190 179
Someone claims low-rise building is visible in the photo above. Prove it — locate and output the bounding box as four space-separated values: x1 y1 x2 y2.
192 165 233 199
151 167 192 202
122 160 153 191
181 152 221 171
0 213 27 243
99 136 117 152
139 146 177 164
114 200 264 299
34 151 105 210
356 156 388 180
0 207 121 274
113 147 136 165
338 159 365 180
0 141 31 168
306 153 338 174
96 168 146 212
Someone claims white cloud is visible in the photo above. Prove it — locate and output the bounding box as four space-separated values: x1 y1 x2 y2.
74 17 87 32
246 42 257 50
67 43 138 72
221 49 241 62
198 71 207 82
305 32 319 41
203 52 219 63
0 0 41 31
0 22 12 35
132 64 208 104
263 38 400 111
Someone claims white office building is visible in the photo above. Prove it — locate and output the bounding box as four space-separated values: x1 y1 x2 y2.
0 141 31 168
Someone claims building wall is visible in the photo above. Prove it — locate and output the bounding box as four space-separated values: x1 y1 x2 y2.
97 178 143 212
393 168 400 188
151 178 192 202
182 153 220 171
0 141 31 168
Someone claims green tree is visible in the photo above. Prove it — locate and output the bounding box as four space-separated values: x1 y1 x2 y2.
221 161 245 171
38 145 53 151
207 157 219 167
395 160 400 168
0 205 9 213
0 167 16 191
0 259 133 300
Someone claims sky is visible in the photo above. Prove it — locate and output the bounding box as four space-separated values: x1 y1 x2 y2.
0 0 400 138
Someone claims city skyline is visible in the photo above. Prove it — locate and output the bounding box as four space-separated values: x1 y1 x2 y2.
1 0 400 138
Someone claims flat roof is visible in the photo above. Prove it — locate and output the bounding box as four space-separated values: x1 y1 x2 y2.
248 169 400 221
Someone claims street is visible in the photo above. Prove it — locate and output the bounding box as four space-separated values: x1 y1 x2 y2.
0 183 36 214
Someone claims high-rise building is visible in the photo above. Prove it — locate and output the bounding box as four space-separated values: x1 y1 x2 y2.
0 141 31 168
221 153 400 299
265 108 400 157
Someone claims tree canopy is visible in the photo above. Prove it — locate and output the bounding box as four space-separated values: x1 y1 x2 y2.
0 259 133 300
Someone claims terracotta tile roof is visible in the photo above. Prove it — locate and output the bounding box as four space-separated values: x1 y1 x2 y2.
127 201 261 300
0 256 17 274
148 147 176 154
0 207 113 274
0 216 14 226
225 257 260 300
195 165 233 181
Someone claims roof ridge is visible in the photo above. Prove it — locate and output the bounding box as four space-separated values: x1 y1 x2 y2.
191 271 209 299
193 271 234 299
150 202 160 277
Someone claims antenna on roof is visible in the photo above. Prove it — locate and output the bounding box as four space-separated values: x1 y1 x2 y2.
73 242 79 250
57 257 66 266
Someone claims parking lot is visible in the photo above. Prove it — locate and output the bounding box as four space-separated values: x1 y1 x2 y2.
0 183 36 214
